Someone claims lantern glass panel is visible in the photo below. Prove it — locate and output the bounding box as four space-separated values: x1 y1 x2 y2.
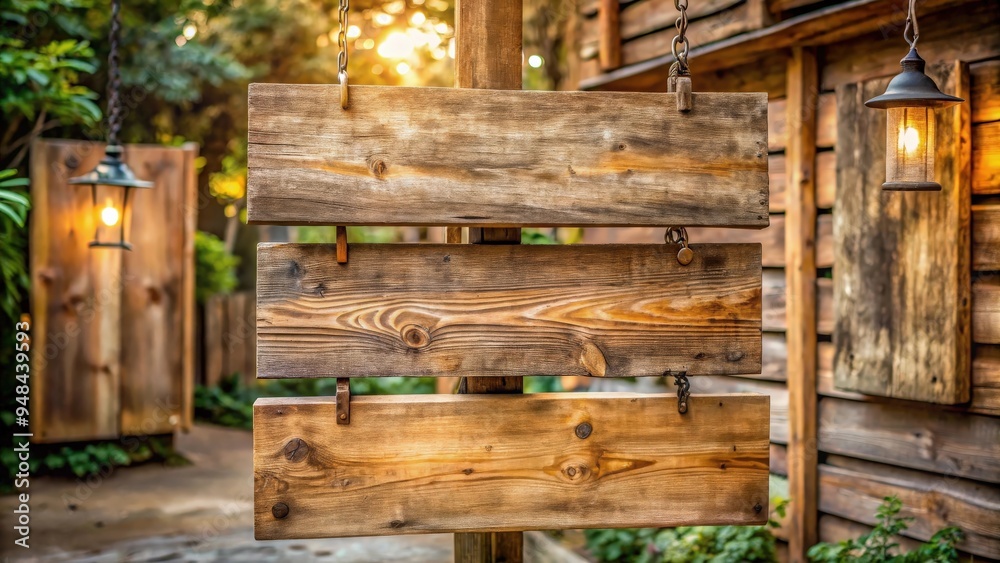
885 106 937 190
90 184 131 248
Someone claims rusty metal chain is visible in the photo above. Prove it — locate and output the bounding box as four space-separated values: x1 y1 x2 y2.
669 0 690 77
903 0 919 48
665 226 693 265
674 373 690 414
107 0 123 146
337 0 350 108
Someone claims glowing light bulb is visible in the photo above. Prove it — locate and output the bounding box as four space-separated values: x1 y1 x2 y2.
100 199 120 227
900 126 920 153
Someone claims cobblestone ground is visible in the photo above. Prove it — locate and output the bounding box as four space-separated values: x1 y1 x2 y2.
0 425 453 562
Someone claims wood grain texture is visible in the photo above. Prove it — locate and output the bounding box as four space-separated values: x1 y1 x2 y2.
817 398 1000 483
974 275 1000 344
687 376 788 444
246 84 769 228
768 93 836 153
253 393 771 539
973 204 1000 271
973 121 1000 195
256 243 763 378
833 63 972 404
819 456 1000 559
30 139 122 442
785 47 819 562
971 59 1000 124
120 143 198 436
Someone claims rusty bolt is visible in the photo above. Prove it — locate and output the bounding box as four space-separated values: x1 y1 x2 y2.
339 413 347 420
575 422 592 439
272 502 289 519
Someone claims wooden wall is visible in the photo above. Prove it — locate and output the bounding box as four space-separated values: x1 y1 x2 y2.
30 139 197 443
573 1 1000 560
201 290 256 388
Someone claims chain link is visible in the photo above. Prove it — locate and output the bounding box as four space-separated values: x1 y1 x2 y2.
670 0 690 77
903 0 919 48
107 0 123 146
338 0 349 78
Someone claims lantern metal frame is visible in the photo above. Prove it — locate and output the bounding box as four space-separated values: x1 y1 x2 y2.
863 0 963 191
69 0 152 250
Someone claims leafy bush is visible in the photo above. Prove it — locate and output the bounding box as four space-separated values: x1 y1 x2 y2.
585 494 786 562
0 170 30 322
194 230 240 303
808 496 962 563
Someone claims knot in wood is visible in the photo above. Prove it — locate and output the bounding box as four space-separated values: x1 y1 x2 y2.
559 459 592 483
367 156 388 179
401 324 431 349
575 422 592 439
283 438 309 462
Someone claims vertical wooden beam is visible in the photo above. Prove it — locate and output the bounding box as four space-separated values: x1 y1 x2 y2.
785 46 819 561
454 0 523 561
598 0 621 71
181 144 198 431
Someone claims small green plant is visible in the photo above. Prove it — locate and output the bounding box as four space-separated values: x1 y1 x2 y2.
194 230 240 304
585 498 787 562
808 496 962 563
0 170 30 322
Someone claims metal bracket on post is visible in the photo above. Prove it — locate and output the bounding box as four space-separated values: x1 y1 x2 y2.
673 372 690 414
336 226 348 264
336 378 351 424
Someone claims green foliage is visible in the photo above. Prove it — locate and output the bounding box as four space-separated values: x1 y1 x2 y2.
808 496 963 563
0 170 31 322
195 374 436 430
1 436 185 493
194 230 240 303
585 494 787 562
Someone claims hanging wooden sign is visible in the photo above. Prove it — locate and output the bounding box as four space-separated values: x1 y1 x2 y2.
253 392 770 539
256 243 763 378
247 85 769 228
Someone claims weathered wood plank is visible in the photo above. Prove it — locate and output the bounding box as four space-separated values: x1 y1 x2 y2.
685 376 789 444
766 152 834 212
253 393 771 539
120 144 197 435
973 121 1000 195
256 243 763 378
817 277 833 336
763 269 786 333
203 294 226 388
785 47 820 561
687 214 832 268
247 85 769 228
817 398 1000 483
833 63 972 404
971 59 1000 124
597 0 621 70
974 275 1000 344
973 204 1000 271
767 92 837 152
820 456 1000 559
31 140 122 442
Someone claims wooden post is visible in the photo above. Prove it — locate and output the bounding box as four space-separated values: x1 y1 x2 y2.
785 46 819 561
453 0 523 560
598 0 621 71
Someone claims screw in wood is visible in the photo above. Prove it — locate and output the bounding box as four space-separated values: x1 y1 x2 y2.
272 502 289 519
339 413 347 420
753 503 763 514
575 422 592 439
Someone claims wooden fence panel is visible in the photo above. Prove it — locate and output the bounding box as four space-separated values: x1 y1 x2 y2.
834 63 972 404
819 456 1000 559
30 138 123 442
257 243 762 378
247 85 769 228
120 144 198 435
817 398 1000 483
253 393 771 539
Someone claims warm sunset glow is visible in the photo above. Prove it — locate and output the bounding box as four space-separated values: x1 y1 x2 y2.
378 31 415 58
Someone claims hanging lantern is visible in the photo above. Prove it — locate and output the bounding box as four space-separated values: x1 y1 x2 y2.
69 145 152 250
864 0 962 191
69 0 152 249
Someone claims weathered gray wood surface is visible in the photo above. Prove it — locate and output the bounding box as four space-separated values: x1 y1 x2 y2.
833 63 971 404
256 243 762 378
247 84 768 227
253 393 771 539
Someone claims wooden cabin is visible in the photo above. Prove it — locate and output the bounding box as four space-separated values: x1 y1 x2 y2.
568 0 999 560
